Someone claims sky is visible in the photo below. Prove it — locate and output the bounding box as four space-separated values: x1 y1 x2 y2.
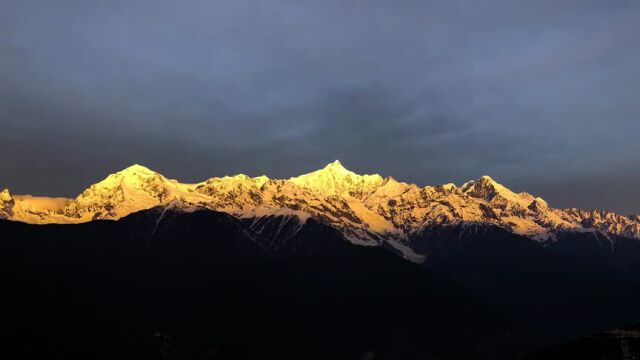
1 0 640 213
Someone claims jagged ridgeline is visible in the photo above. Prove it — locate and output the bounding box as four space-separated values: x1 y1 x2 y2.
2 160 640 262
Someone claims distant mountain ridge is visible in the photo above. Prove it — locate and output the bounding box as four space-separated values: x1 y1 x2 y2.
2 161 640 261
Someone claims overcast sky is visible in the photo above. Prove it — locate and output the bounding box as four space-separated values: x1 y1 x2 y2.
1 0 640 213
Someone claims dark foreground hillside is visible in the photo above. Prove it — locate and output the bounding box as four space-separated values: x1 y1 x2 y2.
524 323 640 359
2 208 640 359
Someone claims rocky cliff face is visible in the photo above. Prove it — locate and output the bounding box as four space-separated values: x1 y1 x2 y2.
0 188 15 219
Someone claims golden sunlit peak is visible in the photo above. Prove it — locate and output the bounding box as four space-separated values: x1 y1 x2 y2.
324 159 347 171
97 164 162 187
118 164 156 175
122 164 152 171
318 160 383 181
289 160 385 197
462 175 502 190
478 175 497 183
1 188 12 200
317 160 363 177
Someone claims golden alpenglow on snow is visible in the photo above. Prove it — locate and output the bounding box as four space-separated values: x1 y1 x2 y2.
3 161 640 262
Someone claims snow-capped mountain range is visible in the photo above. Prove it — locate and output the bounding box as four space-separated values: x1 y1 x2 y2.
2 161 639 260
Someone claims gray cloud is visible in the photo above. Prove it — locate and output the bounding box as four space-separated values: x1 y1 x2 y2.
1 0 640 213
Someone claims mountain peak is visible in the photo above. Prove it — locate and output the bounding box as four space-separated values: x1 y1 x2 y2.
461 176 500 195
478 175 496 183
0 188 14 219
290 160 383 197
528 197 549 212
66 164 175 221
1 188 11 200
294 160 358 179
92 164 164 190
461 175 511 200
322 160 350 173
461 175 536 208
118 164 157 176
